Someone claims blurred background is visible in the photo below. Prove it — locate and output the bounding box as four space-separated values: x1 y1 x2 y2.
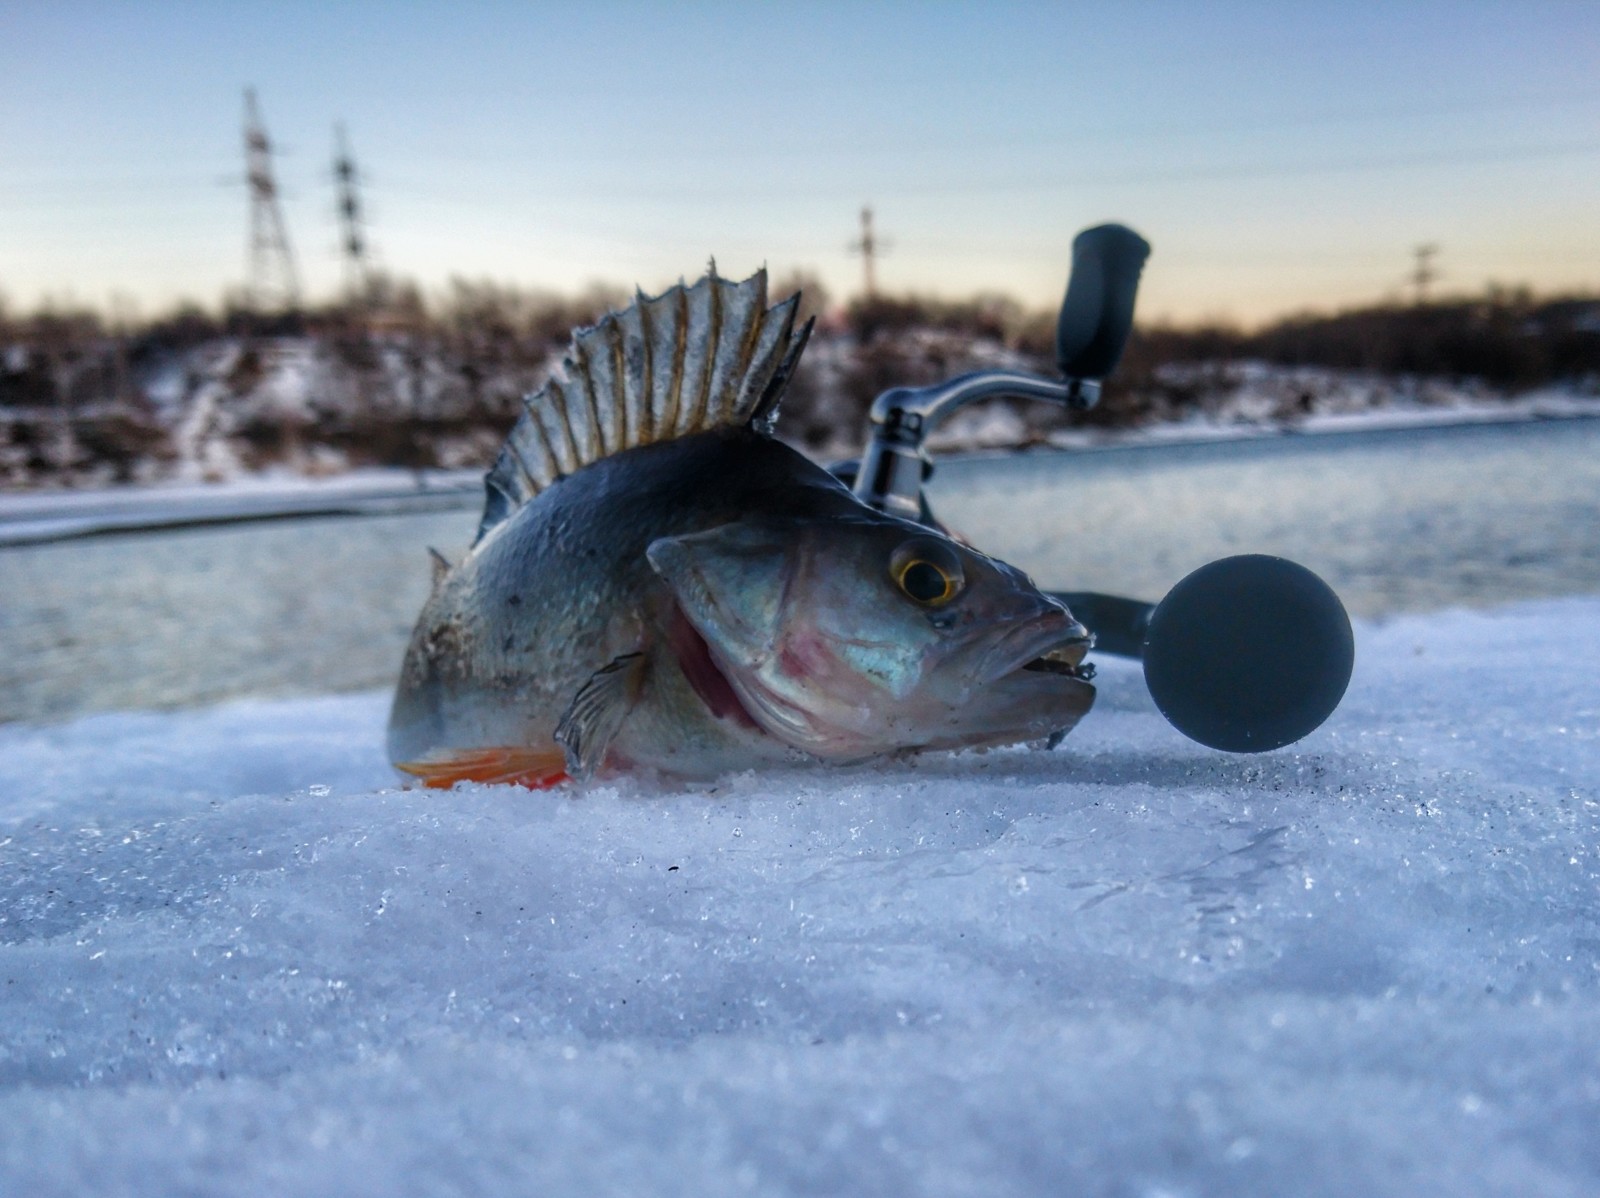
2 0 1598 720
3 0 1598 482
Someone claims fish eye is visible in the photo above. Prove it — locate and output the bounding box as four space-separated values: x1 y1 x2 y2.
890 538 965 607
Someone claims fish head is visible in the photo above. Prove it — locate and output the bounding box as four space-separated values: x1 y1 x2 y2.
647 514 1094 760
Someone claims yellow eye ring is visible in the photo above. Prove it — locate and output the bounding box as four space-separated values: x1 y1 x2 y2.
890 539 965 606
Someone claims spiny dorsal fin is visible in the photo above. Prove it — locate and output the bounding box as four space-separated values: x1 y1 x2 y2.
476 268 813 544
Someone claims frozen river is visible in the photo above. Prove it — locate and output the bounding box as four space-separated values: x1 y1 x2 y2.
3 419 1599 1196
3 417 1599 723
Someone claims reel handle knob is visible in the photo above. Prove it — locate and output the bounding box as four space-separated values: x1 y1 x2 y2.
1141 555 1354 752
1055 224 1152 401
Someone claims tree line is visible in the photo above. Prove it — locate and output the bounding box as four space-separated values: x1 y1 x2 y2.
1 277 1595 487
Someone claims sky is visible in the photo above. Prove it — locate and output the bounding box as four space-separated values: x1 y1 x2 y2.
2 0 1598 326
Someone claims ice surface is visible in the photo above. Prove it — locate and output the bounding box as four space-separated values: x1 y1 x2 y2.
1 600 1597 1196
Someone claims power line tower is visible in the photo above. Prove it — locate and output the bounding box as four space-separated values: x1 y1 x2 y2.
242 88 301 312
332 122 374 302
848 206 890 298
1410 243 1440 305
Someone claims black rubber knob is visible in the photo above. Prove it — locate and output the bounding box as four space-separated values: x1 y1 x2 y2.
1142 555 1354 752
1056 224 1151 381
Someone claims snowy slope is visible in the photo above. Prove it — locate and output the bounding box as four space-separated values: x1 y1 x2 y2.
1 599 1597 1196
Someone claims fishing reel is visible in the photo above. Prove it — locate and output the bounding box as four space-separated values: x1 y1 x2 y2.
834 224 1354 753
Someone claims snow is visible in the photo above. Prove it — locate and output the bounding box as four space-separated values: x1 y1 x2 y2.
2 597 1597 1195
1046 368 1600 451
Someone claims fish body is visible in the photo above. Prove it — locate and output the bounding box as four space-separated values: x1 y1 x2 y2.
388 272 1094 785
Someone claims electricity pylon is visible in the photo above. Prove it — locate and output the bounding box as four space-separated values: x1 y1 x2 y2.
243 88 301 312
1410 243 1440 306
849 206 890 298
333 122 374 302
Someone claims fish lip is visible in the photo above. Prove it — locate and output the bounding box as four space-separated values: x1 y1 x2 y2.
975 608 1093 688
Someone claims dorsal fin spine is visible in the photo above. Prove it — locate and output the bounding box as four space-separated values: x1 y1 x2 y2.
593 317 624 455
716 271 757 420
665 286 688 434
742 296 800 417
535 392 578 476
574 337 604 458
764 313 813 418
503 435 540 497
571 340 609 459
737 277 766 381
684 273 720 434
622 300 653 445
608 317 630 448
559 375 600 464
734 288 784 411
519 406 560 484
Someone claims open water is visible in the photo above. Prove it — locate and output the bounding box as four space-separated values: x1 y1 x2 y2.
3 418 1598 723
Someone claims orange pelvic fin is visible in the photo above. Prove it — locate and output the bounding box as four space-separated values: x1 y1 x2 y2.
395 747 570 790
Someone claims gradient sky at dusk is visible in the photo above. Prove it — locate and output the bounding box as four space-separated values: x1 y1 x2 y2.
3 1 1597 325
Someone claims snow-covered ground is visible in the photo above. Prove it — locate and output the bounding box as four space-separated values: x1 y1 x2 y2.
2 598 1596 1196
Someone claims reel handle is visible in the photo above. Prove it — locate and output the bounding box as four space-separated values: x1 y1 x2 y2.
848 224 1150 519
1055 224 1152 403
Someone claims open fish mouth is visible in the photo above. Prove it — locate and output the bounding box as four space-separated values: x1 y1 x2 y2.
1020 639 1097 682
910 612 1096 755
977 610 1096 689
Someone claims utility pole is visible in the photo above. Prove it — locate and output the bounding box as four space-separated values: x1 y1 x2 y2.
333 122 374 303
243 88 301 312
849 206 888 298
1410 243 1439 306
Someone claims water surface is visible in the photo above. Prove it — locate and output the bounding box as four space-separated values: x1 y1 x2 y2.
935 418 1600 614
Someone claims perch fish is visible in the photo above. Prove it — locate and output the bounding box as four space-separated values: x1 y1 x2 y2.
388 270 1095 786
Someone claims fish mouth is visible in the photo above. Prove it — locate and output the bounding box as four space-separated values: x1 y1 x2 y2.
976 609 1096 690
1019 642 1097 682
915 608 1096 754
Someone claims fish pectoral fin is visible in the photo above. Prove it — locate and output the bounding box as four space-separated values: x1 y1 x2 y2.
395 747 569 790
555 653 648 781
